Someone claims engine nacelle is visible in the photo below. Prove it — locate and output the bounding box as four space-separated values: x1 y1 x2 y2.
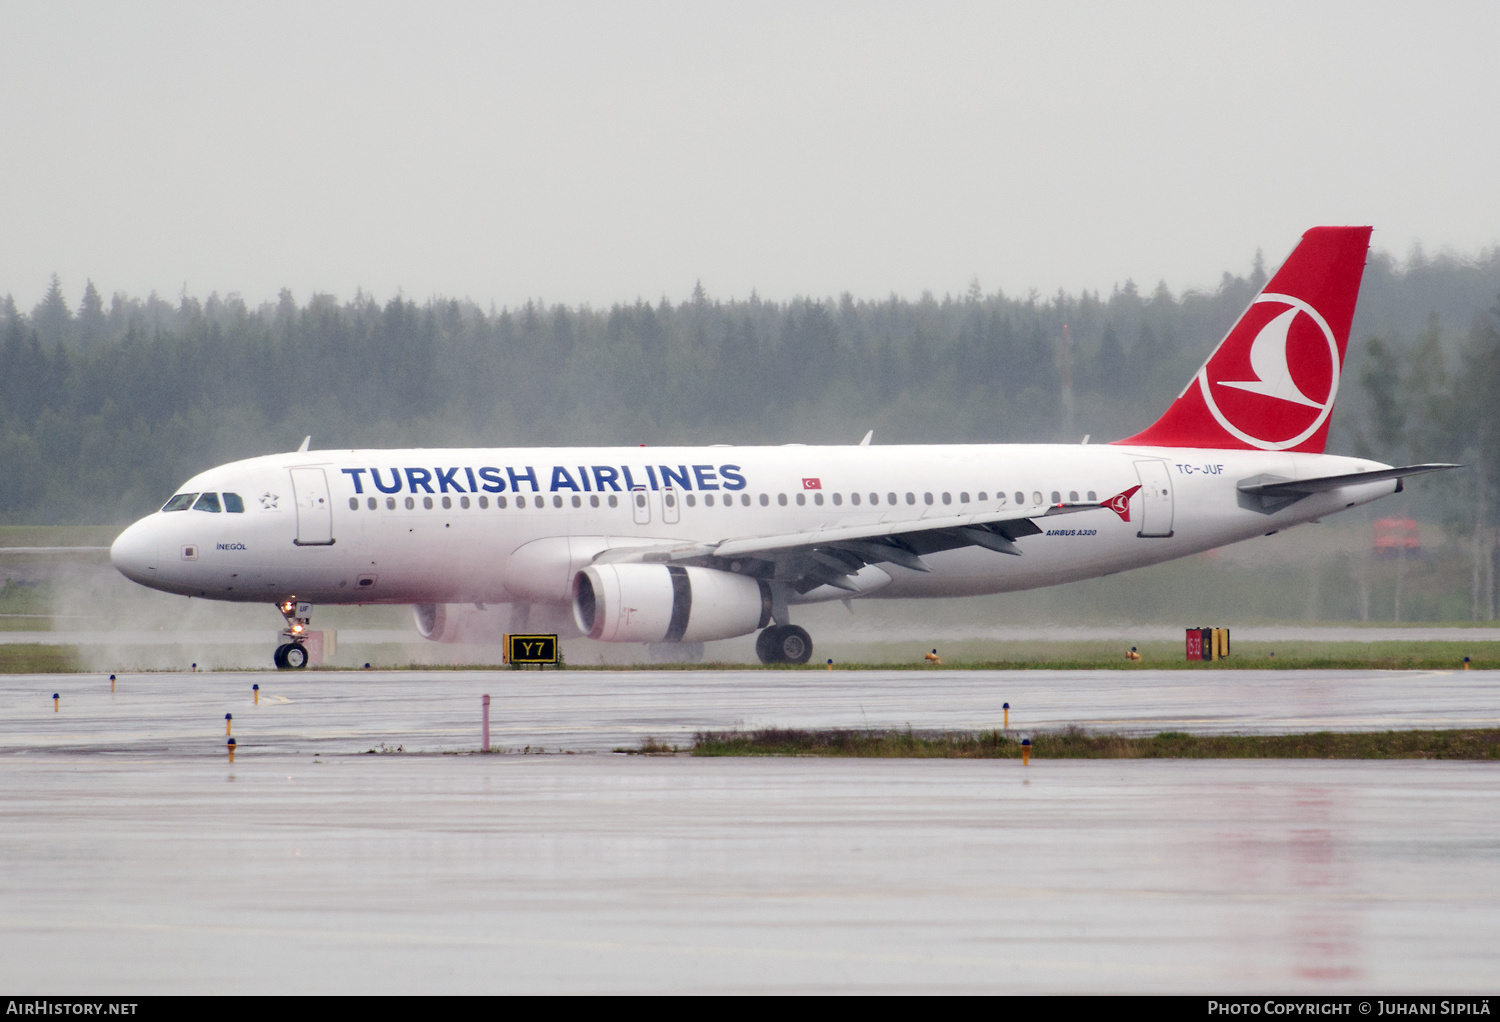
573 564 771 643
413 603 505 644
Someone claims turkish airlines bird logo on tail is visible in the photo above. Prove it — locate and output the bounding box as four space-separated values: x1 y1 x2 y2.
1217 305 1328 408
1105 485 1141 522
1114 226 1371 454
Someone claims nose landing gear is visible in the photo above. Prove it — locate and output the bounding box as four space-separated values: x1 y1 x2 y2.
755 624 813 665
274 599 312 670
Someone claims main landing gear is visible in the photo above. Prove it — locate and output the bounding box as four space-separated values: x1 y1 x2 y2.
273 599 311 670
756 624 813 665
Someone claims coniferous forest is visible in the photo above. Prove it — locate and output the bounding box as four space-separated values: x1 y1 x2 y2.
2 249 1499 533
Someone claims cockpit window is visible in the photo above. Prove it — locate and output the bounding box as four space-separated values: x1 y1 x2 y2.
162 493 198 512
222 492 245 513
192 493 222 513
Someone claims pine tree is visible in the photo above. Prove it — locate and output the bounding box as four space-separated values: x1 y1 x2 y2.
32 273 71 346
78 280 106 349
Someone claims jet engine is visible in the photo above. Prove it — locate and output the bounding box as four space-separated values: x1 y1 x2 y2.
413 602 505 644
573 564 771 643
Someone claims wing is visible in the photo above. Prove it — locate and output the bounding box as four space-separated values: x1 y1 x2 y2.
596 500 1111 594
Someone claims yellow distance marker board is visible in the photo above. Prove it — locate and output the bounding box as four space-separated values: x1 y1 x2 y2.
505 634 559 665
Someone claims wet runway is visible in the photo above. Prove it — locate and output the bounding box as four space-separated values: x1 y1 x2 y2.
3 667 1498 754
2 669 1498 993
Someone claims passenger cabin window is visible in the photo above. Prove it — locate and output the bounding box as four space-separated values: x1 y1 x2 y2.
685 494 695 507
796 493 806 506
960 492 969 503
850 493 860 506
741 493 751 506
223 492 245 513
424 497 434 510
497 496 509 508
367 497 377 510
832 493 842 506
941 492 952 505
1087 490 1097 501
705 494 715 506
572 495 582 508
192 493 221 513
778 494 788 506
905 493 915 505
349 497 359 511
461 496 470 509
162 493 198 512
1014 491 1024 504
441 496 451 509
759 494 769 506
813 493 824 505
479 496 489 509
1050 491 1061 504
590 495 599 508
607 495 617 508
1069 491 1079 502
387 497 397 510
1032 491 1043 505
924 493 934 505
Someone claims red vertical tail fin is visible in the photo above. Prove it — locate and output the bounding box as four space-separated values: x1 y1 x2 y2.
1114 226 1372 452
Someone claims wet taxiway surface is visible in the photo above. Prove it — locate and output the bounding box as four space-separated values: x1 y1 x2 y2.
2 670 1498 992
2 668 1498 755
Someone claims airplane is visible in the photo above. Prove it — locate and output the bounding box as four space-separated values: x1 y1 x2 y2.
109 225 1456 668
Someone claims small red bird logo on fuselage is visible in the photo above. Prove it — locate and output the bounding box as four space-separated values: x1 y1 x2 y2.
1106 485 1141 522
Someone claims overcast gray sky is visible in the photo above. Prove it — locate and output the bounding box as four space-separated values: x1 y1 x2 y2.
2 1 1496 311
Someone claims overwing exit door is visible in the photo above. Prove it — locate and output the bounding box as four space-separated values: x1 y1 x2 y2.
290 468 334 545
630 485 650 525
1133 460 1174 538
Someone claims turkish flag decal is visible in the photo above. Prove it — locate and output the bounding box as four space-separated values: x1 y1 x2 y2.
802 478 822 490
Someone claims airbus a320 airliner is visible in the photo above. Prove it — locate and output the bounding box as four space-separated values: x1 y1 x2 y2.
110 226 1454 668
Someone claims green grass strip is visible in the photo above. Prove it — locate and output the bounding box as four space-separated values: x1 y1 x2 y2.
0 644 82 674
688 727 1500 760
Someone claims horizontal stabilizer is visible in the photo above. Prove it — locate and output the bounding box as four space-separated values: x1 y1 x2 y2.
1238 463 1461 497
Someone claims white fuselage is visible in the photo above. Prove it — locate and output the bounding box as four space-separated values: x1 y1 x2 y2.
110 443 1395 613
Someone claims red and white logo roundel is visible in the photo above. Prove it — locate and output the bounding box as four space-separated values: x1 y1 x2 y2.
1196 293 1340 451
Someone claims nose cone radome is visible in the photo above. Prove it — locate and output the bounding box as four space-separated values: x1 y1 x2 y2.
110 519 160 587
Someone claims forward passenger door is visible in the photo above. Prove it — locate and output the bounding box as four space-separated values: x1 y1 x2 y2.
290 468 335 545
